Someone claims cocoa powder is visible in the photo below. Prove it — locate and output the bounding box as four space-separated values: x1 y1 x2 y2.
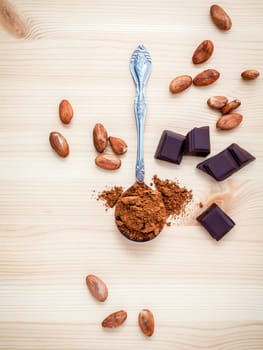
98 186 123 208
97 176 193 241
152 175 193 219
115 182 167 242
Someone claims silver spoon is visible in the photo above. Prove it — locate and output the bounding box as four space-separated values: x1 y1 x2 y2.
114 45 166 242
130 44 152 183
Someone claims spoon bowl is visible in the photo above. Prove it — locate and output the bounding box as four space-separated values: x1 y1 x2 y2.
115 182 166 242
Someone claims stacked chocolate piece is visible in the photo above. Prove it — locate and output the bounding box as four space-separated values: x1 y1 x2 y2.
155 126 211 164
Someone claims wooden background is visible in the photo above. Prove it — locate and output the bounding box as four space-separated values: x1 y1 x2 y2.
0 0 263 349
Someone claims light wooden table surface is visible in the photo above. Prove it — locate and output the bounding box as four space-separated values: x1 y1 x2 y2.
0 0 263 349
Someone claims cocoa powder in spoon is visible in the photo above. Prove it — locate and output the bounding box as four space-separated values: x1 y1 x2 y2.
115 182 167 242
97 175 193 240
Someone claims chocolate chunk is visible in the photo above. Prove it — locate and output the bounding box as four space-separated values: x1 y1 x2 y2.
198 149 239 181
196 203 235 241
184 126 210 156
155 130 185 164
197 143 255 181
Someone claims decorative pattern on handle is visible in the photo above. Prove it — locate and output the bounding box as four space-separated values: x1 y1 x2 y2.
130 45 152 183
136 159 145 183
130 45 152 90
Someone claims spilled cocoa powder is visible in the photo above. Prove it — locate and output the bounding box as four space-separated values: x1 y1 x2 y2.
152 175 193 219
97 175 193 241
97 186 123 209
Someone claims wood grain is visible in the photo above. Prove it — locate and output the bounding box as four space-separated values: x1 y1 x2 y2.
0 0 263 349
0 0 30 38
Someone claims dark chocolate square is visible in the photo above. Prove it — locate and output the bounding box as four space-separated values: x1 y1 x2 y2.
155 130 185 164
197 144 255 181
196 203 235 241
184 126 210 157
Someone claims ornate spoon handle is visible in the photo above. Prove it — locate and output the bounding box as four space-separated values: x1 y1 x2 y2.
130 45 152 183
